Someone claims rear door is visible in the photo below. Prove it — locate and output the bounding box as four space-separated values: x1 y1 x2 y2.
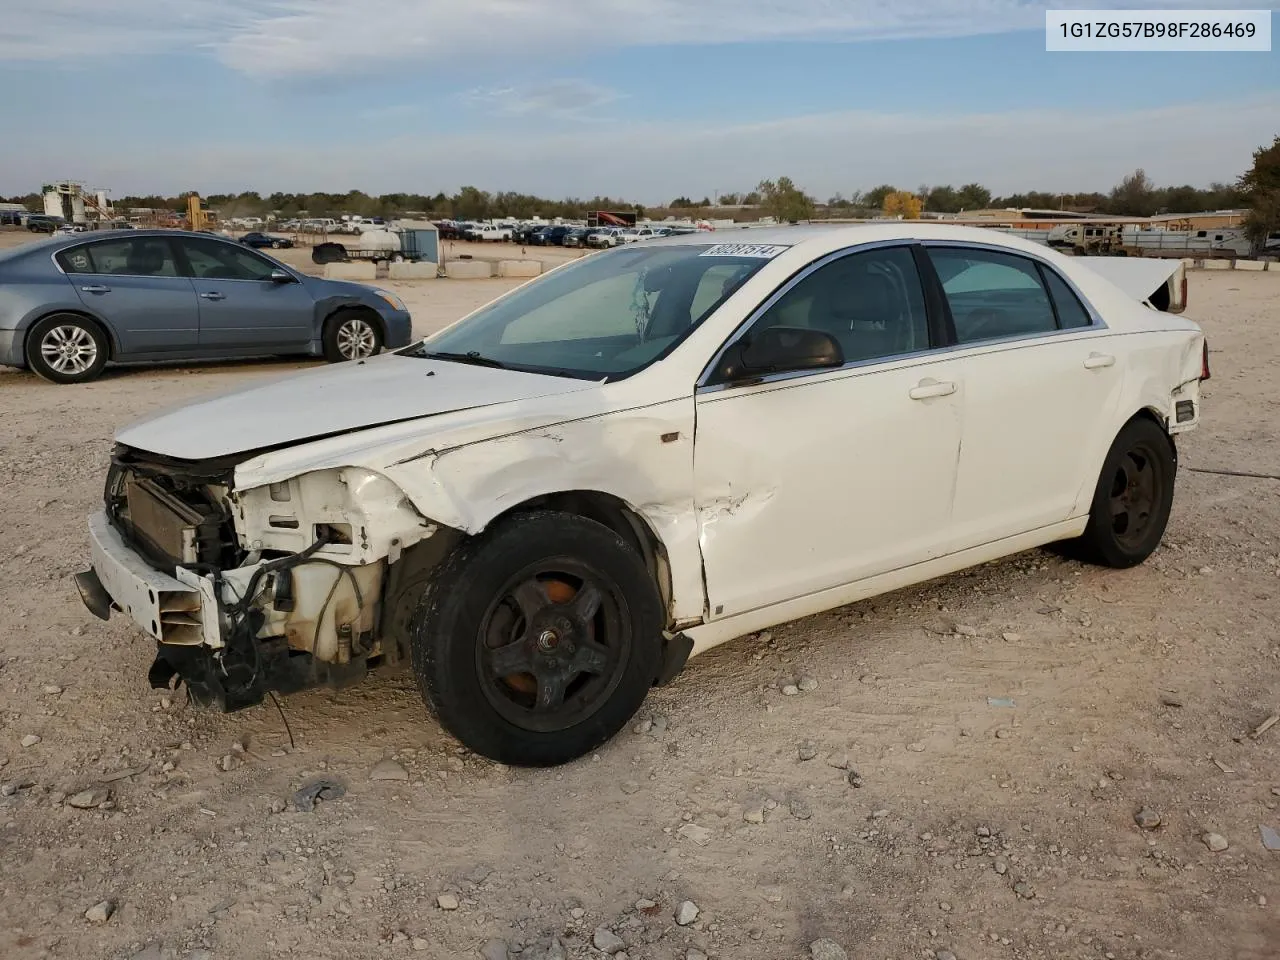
924 244 1124 548
58 237 199 353
175 237 316 350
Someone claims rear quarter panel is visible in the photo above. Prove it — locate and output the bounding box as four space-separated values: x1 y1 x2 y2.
1068 322 1205 516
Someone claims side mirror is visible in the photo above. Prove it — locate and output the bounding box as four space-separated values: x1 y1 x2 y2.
269 269 295 283
717 326 844 384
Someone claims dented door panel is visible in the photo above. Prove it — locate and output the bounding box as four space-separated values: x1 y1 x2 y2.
692 358 965 620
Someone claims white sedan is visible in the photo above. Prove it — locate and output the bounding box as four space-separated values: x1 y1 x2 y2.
75 225 1208 766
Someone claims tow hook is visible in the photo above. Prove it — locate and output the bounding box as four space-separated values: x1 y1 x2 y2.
73 569 113 621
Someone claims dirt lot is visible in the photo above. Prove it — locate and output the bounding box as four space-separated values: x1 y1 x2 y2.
1 260 1279 960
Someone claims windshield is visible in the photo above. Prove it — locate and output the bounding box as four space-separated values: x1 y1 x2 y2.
408 244 771 379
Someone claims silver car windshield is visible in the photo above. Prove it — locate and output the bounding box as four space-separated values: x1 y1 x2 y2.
405 244 768 380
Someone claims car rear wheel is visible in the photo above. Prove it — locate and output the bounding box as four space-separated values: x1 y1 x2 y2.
322 309 383 362
271 240 284 249
409 511 664 766
26 314 109 384
1072 417 1176 568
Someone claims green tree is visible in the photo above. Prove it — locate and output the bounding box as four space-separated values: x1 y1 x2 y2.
1109 168 1158 217
1240 135 1280 251
861 184 897 210
756 176 815 222
955 183 992 210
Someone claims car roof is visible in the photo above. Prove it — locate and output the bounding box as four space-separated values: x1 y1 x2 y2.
644 222 1060 259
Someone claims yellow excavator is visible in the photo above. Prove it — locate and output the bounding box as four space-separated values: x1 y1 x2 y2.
184 193 214 231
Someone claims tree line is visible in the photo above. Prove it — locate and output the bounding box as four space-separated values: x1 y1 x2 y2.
3 136 1275 244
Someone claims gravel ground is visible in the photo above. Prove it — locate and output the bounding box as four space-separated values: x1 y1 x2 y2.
1 267 1279 960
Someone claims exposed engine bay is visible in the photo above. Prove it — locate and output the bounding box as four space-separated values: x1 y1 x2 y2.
93 443 442 711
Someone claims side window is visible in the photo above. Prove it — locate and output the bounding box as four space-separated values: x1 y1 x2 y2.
57 245 95 274
928 248 1056 344
59 238 179 277
750 246 930 363
180 238 278 281
1042 268 1092 329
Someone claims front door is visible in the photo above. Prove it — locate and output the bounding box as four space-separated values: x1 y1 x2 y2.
176 237 315 350
59 237 199 353
693 244 964 620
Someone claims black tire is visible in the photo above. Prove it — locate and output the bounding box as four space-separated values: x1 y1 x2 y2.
271 240 283 249
25 313 109 384
322 309 383 363
1072 417 1176 568
410 511 664 766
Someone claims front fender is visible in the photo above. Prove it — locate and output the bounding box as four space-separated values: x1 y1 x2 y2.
381 400 706 623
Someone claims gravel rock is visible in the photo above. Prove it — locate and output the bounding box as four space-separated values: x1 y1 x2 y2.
635 898 657 911
809 937 849 960
480 939 510 960
436 893 459 910
798 740 818 761
633 718 653 735
651 716 668 734
955 625 979 637
370 759 409 781
781 684 800 696
20 735 41 748
42 684 63 695
994 860 1008 875
217 754 241 772
1134 807 1162 830
675 900 699 925
789 797 812 820
1013 881 1035 899
593 926 625 953
936 951 958 960
67 787 110 809
687 950 708 960
1203 832 1229 852
847 770 864 788
1001 632 1021 643
411 937 429 951
84 899 115 923
797 677 819 692
677 822 712 845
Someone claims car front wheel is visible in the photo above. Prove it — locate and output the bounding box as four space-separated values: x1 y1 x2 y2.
410 511 664 766
26 314 109 384
322 309 384 362
1072 417 1176 568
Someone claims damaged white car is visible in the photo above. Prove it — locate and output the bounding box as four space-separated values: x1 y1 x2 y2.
75 225 1209 766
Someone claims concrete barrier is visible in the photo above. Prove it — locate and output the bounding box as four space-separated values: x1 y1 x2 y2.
497 259 543 278
1201 259 1232 270
323 261 377 281
1234 258 1267 271
444 260 494 279
389 261 439 280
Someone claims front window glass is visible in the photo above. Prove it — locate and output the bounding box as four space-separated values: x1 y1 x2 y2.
410 244 771 379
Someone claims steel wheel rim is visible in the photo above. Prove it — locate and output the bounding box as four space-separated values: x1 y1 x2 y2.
40 324 98 375
1108 440 1163 549
336 318 377 359
475 559 630 733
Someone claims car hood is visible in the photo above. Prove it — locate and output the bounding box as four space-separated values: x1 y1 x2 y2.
114 353 598 461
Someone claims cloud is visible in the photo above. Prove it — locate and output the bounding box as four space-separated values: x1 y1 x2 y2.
6 95 1272 202
463 79 623 121
2 0 1258 75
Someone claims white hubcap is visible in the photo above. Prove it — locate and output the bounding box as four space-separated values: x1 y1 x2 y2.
337 318 377 360
41 324 98 375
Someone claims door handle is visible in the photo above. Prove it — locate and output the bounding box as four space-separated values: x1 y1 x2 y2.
80 285 110 293
908 378 957 400
1083 352 1115 369
199 291 226 301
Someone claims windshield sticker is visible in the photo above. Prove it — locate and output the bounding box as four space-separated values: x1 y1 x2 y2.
698 243 790 258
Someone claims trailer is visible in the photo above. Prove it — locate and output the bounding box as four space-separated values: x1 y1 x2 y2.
312 225 440 266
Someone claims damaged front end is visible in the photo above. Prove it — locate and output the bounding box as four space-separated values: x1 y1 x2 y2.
76 444 438 711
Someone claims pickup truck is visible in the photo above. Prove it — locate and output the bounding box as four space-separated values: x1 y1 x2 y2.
465 224 514 242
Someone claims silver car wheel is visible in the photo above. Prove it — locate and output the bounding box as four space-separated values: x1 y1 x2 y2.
40 324 99 375
336 317 378 360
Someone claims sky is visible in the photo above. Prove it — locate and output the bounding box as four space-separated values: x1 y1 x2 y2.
2 1 1277 203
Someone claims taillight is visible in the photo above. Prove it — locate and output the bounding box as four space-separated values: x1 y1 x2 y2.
1201 340 1211 380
